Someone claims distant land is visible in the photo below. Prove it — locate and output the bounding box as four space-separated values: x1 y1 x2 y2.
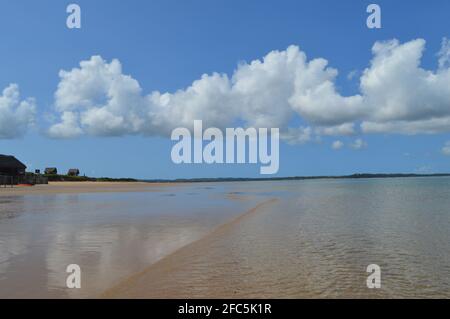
142 173 450 184
41 173 450 184
43 174 138 183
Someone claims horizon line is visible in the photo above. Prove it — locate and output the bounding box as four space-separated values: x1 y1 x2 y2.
141 172 450 183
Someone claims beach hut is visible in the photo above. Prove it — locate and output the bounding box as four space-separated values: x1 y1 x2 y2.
45 167 58 175
0 155 26 176
67 169 80 176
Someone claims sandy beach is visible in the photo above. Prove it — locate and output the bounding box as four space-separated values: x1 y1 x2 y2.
102 178 450 299
0 181 262 298
0 181 178 196
102 198 278 299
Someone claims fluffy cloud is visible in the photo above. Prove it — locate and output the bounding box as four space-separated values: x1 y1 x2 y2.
281 127 312 145
438 37 450 69
49 47 345 139
315 123 355 136
360 39 450 133
442 141 450 156
0 84 36 139
350 138 368 150
332 140 344 150
48 38 450 141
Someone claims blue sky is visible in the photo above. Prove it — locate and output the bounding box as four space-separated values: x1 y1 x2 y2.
1 0 450 179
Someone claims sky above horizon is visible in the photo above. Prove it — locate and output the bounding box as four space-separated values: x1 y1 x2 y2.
1 0 450 179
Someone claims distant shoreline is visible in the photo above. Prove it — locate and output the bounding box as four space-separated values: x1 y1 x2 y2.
142 173 450 184
0 181 176 197
35 172 450 184
3 174 449 197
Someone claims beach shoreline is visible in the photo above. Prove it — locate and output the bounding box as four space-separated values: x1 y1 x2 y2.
101 198 278 299
0 180 264 299
0 181 180 196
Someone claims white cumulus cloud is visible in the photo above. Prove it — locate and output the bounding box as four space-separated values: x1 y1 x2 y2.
281 127 312 145
47 38 450 142
350 138 367 150
332 140 344 150
0 84 36 139
438 37 450 69
48 47 361 139
442 141 450 156
360 39 450 134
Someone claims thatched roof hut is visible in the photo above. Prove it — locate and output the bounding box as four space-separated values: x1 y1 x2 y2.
45 167 58 175
67 169 80 176
0 155 26 176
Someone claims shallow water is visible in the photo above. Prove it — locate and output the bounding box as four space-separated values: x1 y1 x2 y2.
0 184 258 298
1 178 450 298
186 177 450 298
107 177 450 299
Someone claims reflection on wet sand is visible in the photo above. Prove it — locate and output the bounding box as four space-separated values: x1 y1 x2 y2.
0 184 259 298
105 178 450 299
2 178 450 299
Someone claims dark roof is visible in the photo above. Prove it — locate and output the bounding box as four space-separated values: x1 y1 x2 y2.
0 155 26 169
68 168 79 172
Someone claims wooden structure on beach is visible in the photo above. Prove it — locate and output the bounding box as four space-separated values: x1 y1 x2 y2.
45 167 58 175
0 155 26 176
67 169 80 176
0 155 27 187
0 155 48 187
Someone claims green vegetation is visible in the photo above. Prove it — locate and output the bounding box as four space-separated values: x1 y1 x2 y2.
27 172 450 184
42 174 138 182
144 173 450 184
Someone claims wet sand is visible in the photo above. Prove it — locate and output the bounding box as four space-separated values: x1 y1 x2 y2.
0 181 177 196
102 178 450 299
102 199 278 299
2 178 450 298
0 182 263 298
